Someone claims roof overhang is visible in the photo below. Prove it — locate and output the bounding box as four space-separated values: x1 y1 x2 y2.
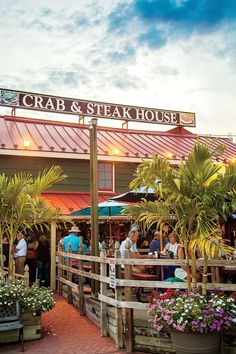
0 148 147 163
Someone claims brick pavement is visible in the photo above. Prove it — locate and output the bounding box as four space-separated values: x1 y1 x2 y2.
0 293 145 354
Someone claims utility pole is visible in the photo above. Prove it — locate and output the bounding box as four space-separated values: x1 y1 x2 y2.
89 118 99 295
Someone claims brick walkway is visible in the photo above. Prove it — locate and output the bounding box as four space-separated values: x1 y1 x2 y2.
0 293 144 354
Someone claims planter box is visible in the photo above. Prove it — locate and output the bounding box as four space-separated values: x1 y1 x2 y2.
22 312 41 340
0 312 41 343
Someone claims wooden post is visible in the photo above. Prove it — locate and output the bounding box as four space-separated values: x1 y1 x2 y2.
160 225 164 280
89 118 99 296
24 265 29 287
78 242 85 316
114 241 124 349
67 243 72 304
50 221 57 290
12 261 16 283
124 241 133 354
100 241 108 336
57 242 63 295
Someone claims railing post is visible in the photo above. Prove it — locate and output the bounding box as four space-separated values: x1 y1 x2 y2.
78 242 85 315
67 243 72 304
50 221 57 290
100 241 108 336
57 242 63 295
114 241 124 349
24 264 29 287
12 262 16 282
124 241 133 354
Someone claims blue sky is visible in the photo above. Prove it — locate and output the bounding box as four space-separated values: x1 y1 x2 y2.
0 0 236 138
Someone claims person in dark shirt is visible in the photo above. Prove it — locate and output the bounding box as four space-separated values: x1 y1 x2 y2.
150 231 169 280
2 236 9 268
150 231 160 253
36 234 50 287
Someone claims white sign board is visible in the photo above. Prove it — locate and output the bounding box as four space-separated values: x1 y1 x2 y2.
109 263 117 289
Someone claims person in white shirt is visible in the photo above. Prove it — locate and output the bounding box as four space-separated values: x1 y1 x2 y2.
164 233 189 280
120 230 153 273
14 233 27 275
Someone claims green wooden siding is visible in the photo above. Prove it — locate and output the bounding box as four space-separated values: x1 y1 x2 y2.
0 156 90 191
0 156 138 193
115 162 138 193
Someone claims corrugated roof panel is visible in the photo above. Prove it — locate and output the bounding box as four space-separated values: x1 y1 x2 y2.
40 191 117 215
0 115 235 162
63 126 89 152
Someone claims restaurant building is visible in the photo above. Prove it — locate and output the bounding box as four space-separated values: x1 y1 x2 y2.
0 88 235 241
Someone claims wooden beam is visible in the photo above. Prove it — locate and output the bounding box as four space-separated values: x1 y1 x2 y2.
50 221 57 290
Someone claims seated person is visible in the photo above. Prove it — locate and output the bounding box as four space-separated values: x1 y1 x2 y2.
164 233 189 281
150 231 169 253
120 230 153 273
138 237 150 255
140 238 150 249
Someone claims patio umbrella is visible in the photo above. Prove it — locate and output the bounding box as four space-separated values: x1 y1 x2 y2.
110 186 157 202
71 200 132 238
71 200 130 217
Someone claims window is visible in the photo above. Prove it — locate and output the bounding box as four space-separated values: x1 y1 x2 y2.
98 162 112 191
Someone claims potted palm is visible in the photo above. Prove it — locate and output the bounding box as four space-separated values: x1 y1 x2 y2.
0 165 66 278
125 141 236 353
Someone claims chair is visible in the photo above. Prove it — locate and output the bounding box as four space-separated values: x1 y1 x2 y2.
132 272 157 302
0 300 24 351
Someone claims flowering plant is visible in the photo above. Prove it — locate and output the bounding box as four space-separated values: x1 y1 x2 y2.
148 289 236 334
0 280 55 315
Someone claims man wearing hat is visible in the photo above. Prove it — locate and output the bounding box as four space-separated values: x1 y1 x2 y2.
63 226 82 253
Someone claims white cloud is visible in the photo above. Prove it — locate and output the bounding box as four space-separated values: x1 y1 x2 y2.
0 0 235 139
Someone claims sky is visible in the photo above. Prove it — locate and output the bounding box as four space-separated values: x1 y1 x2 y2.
0 0 236 138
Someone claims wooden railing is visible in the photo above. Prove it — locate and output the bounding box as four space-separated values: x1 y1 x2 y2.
56 241 236 353
0 265 29 287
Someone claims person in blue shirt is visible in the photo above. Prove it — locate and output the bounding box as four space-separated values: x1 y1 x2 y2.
63 226 84 269
150 230 169 280
150 231 169 253
63 226 82 252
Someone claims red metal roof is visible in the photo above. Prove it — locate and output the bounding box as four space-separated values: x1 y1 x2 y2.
40 191 117 215
0 115 235 161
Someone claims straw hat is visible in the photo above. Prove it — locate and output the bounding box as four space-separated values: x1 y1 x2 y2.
69 226 81 233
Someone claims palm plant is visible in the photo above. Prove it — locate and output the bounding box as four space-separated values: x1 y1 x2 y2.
0 165 66 277
125 142 236 294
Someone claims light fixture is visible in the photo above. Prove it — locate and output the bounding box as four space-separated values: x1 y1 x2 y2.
111 148 120 156
165 152 173 159
23 140 30 149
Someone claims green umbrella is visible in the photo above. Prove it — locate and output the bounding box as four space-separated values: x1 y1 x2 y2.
71 200 129 216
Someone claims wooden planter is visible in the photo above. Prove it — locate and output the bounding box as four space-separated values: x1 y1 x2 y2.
170 330 220 354
0 312 41 343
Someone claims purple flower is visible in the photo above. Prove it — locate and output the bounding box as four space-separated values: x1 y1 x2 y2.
148 290 235 334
